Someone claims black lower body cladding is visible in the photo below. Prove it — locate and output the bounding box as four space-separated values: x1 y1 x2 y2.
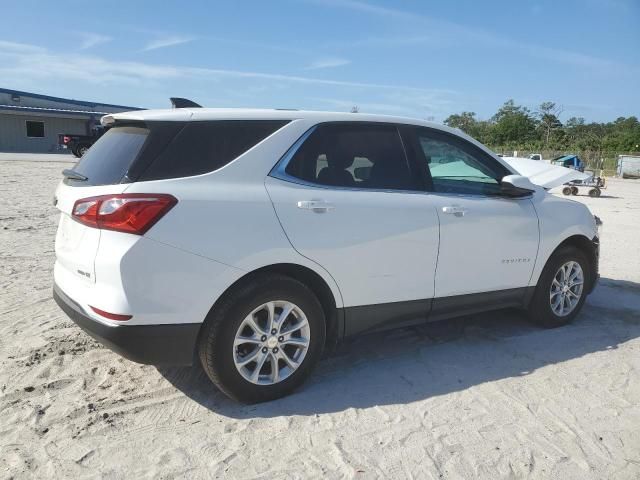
53 284 200 366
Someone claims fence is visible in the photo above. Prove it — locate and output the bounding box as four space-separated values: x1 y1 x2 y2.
491 149 640 177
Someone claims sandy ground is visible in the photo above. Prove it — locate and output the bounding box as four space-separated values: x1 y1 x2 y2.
1 157 639 479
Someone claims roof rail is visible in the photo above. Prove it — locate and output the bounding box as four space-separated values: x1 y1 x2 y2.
170 97 202 109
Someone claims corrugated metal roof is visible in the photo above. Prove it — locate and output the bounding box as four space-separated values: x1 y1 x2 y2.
0 104 110 117
0 87 141 111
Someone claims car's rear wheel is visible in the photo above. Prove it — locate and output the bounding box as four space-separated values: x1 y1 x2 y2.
562 186 572 195
77 145 89 157
527 246 590 328
198 274 325 403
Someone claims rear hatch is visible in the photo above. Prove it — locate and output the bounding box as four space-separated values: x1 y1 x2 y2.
54 116 290 286
54 126 151 284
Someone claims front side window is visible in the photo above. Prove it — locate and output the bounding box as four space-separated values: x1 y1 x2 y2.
26 120 45 138
284 123 418 191
412 129 507 195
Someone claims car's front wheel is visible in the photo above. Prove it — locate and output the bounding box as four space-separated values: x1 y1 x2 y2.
198 274 326 403
528 246 590 328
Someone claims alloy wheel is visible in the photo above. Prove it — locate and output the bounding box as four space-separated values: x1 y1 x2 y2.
549 261 584 316
233 301 310 385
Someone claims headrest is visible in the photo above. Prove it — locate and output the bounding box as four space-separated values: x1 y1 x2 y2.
326 150 355 170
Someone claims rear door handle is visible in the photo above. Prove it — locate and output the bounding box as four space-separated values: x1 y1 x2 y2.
442 205 467 217
297 200 335 213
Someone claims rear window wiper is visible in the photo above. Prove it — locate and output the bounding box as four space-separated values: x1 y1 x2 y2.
62 169 88 181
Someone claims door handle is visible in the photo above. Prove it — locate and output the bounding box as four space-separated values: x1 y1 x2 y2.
442 205 467 217
297 200 335 213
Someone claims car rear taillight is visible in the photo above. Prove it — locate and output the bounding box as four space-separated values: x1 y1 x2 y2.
63 136 71 144
72 194 177 235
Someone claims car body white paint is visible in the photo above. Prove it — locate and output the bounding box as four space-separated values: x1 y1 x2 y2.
265 175 440 305
54 108 598 331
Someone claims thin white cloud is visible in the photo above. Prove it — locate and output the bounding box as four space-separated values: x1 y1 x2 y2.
187 66 456 95
316 0 632 72
0 40 181 85
314 0 423 22
0 40 45 54
305 57 351 70
339 34 438 49
0 39 455 93
78 32 111 50
142 35 195 52
0 39 458 118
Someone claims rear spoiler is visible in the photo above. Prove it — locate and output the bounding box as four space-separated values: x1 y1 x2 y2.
100 97 201 126
170 97 202 108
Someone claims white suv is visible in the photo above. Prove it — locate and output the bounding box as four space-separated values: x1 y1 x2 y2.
53 107 600 402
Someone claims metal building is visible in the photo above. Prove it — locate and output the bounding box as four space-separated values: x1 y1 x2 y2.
0 88 141 153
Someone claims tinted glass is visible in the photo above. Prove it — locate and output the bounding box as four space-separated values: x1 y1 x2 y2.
414 129 506 195
140 120 288 181
73 126 149 186
285 123 417 191
26 121 45 138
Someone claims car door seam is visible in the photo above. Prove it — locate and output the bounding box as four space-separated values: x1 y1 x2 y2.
262 179 346 312
527 199 543 287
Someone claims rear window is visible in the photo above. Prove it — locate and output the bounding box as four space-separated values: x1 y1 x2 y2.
68 120 289 186
72 126 148 186
138 120 289 181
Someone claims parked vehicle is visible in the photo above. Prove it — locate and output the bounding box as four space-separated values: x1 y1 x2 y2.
53 106 601 403
528 153 543 161
58 126 109 157
552 154 585 172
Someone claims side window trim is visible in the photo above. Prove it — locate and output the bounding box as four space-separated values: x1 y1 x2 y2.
398 125 433 192
270 121 428 194
269 125 318 185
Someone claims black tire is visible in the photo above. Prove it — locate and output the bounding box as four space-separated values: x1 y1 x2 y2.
562 187 572 195
571 186 579 195
198 274 326 403
589 188 601 197
527 246 590 328
77 145 89 157
72 148 82 158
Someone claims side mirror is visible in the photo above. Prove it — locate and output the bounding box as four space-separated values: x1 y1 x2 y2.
500 175 536 197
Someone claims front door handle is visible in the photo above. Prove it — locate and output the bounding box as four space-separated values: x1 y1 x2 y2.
297 200 335 213
442 205 467 217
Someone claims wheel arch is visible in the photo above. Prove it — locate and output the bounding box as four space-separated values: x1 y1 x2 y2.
200 263 343 354
542 234 599 292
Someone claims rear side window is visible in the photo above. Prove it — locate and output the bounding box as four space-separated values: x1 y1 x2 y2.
284 123 418 191
73 126 149 186
139 120 289 181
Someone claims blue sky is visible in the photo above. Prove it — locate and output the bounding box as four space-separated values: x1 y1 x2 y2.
1 0 638 122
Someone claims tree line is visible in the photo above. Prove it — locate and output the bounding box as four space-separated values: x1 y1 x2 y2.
444 100 640 159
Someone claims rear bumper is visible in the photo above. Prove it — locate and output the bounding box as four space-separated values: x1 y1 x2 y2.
53 283 200 366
